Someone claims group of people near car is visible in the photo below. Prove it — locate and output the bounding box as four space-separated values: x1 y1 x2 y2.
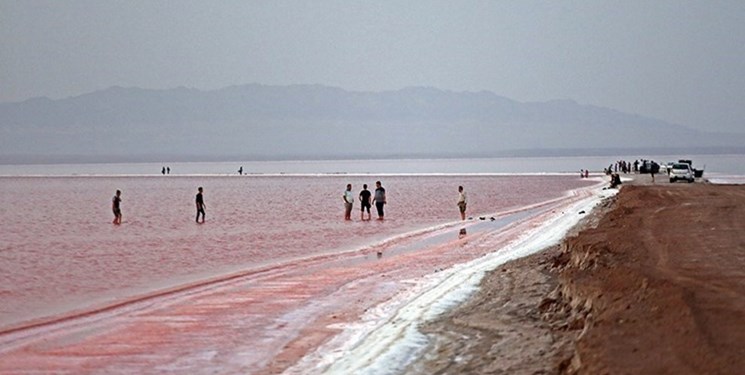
343 182 468 222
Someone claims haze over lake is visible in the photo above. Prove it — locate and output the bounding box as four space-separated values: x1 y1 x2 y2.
2 84 744 163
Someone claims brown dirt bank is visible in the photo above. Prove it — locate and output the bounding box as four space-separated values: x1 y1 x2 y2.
559 183 745 374
414 182 745 374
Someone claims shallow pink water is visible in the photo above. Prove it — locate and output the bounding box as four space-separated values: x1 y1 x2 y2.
0 175 592 331
0 174 600 373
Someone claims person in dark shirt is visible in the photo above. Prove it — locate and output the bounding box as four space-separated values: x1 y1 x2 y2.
372 181 386 220
196 187 206 223
112 190 122 225
359 184 372 221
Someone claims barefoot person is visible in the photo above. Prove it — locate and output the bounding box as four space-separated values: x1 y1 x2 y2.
457 185 467 221
359 184 372 221
372 181 386 220
112 190 122 225
196 187 206 223
342 183 354 220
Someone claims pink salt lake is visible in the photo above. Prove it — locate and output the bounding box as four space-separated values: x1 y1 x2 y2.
0 174 595 373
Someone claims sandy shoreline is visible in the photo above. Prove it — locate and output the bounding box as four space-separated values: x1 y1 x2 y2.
415 178 745 374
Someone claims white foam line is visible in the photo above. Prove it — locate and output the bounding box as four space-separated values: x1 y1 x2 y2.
708 176 745 185
285 185 616 375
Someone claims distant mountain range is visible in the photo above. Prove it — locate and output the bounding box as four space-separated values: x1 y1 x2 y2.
1 84 743 163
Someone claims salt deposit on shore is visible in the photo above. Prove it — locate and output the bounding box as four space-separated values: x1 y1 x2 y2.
287 181 614 374
408 177 745 374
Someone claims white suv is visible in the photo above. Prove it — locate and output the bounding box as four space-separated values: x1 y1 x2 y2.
669 163 694 183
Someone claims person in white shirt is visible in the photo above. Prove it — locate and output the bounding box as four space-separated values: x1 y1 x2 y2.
457 185 467 221
342 184 354 220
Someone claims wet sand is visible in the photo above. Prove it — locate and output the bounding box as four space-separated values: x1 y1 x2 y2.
417 178 745 374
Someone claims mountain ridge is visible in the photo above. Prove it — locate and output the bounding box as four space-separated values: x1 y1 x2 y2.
1 84 742 162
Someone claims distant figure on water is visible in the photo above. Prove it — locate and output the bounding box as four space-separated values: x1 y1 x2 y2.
343 184 354 220
196 187 206 223
167 166 170 174
372 181 386 220
112 190 122 225
162 166 166 175
359 184 372 221
457 185 467 221
238 166 243 175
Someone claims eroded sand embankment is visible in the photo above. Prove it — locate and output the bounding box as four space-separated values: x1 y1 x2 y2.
416 182 745 374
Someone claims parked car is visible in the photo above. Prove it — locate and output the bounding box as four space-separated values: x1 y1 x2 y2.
678 159 705 178
669 163 695 183
639 160 660 174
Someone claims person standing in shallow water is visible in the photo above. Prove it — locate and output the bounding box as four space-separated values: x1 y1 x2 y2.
359 184 372 221
457 185 467 221
195 187 206 223
372 181 386 220
342 184 354 220
112 190 122 225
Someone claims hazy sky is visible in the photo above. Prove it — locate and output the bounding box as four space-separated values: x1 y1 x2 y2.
1 0 744 133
